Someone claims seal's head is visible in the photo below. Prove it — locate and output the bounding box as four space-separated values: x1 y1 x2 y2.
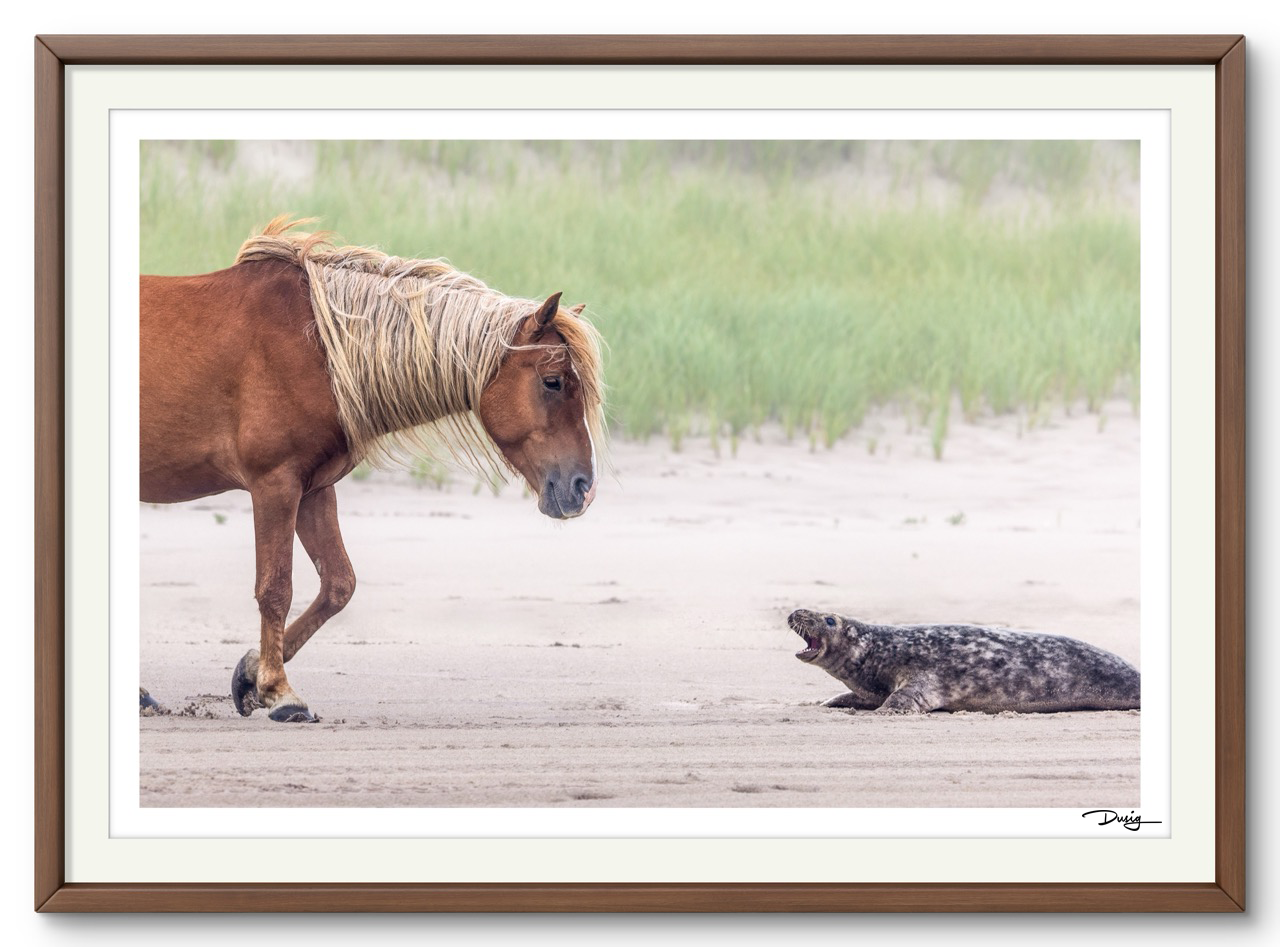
788 608 852 664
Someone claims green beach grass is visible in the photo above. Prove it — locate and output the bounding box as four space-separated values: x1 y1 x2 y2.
142 140 1139 456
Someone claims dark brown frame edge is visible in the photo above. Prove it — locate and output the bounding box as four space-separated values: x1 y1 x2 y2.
34 33 1245 914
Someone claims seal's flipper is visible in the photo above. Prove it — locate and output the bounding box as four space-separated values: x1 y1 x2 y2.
823 692 879 710
876 680 942 714
823 692 862 708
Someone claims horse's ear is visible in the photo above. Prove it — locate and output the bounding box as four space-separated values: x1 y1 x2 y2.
568 302 586 317
533 292 562 329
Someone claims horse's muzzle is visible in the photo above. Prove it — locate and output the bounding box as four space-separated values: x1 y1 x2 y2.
540 469 595 519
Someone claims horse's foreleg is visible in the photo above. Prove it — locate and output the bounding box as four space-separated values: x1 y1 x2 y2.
232 476 315 723
282 485 356 663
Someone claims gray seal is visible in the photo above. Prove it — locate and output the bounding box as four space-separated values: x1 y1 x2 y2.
789 608 1140 713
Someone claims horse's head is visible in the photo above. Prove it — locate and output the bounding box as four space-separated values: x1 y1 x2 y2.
478 293 600 520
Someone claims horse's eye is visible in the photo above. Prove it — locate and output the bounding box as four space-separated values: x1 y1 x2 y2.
542 376 562 392
825 616 837 627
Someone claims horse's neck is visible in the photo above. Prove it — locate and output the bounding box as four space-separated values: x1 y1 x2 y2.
310 262 515 462
362 302 495 439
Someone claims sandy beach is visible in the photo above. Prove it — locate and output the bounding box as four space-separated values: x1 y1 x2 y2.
139 402 1141 808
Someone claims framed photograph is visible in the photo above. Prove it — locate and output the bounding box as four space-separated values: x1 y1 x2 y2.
34 35 1244 912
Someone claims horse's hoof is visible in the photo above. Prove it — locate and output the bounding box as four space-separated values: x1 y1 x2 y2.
139 687 161 712
231 649 262 717
268 704 317 724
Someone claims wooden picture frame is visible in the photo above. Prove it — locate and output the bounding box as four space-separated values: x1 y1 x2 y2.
34 34 1245 912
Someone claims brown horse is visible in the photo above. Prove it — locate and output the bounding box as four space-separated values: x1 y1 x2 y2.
140 217 606 722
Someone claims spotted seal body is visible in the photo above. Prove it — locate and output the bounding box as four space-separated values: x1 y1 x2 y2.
789 608 1140 713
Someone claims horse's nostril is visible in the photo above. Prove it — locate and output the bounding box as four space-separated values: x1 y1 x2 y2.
570 474 590 502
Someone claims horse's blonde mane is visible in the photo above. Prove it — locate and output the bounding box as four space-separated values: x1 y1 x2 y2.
234 215 606 475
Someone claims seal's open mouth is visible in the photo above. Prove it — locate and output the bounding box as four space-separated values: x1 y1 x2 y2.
790 621 822 662
788 609 826 662
795 633 822 661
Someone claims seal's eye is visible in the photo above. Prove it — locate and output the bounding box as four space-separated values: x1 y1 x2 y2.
542 376 562 392
825 616 837 628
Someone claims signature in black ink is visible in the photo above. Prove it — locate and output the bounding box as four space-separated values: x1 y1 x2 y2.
1081 809 1163 832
